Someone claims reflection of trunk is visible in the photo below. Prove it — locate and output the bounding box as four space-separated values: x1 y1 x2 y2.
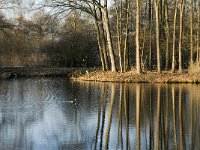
136 84 141 150
172 85 177 150
105 84 116 150
124 84 130 149
117 84 123 149
94 83 104 149
100 83 107 149
164 86 169 149
149 85 154 150
155 85 161 150
172 0 179 72
104 0 116 72
190 87 194 150
179 86 185 150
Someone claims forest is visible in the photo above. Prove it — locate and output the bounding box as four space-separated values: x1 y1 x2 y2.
0 0 199 74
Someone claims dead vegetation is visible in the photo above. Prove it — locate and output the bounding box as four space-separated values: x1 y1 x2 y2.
71 70 200 83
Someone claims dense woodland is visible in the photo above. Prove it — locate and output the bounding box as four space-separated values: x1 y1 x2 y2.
0 0 199 73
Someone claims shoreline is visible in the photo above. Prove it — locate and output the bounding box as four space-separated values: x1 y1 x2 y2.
71 70 200 83
1 67 200 83
0 67 96 78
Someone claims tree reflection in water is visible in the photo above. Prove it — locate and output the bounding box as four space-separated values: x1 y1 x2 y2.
93 83 200 150
0 79 199 150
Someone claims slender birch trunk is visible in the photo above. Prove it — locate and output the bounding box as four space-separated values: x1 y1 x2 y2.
196 2 200 63
154 0 161 73
172 0 179 73
190 0 194 65
149 0 153 69
114 0 123 72
178 0 185 73
136 0 141 73
104 0 117 72
123 0 130 72
93 5 106 71
164 0 169 70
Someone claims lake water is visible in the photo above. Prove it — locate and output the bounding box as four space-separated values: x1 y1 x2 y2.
0 78 199 150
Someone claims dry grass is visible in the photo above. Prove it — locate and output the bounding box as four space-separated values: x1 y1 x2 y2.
71 70 200 83
189 61 200 73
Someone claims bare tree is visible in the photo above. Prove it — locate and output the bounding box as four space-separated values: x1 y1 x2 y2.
178 0 185 73
164 0 169 70
135 0 141 73
172 0 179 73
103 0 117 72
154 0 161 73
190 0 194 65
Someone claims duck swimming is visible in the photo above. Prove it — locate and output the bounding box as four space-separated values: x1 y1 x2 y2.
68 98 77 104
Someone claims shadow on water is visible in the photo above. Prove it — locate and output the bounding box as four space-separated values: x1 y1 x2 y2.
0 78 199 150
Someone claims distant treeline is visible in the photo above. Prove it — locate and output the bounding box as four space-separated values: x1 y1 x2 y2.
0 12 99 67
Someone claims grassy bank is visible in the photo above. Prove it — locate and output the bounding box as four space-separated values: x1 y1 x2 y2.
71 70 200 83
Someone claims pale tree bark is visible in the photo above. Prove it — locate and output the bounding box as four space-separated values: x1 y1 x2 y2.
123 0 130 72
154 0 161 73
178 0 185 73
104 0 117 72
98 4 109 71
196 2 200 63
136 0 141 73
94 5 106 71
190 0 194 65
164 0 169 70
172 0 179 73
148 0 153 70
114 0 123 72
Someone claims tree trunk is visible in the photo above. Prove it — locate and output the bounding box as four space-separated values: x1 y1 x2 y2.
172 0 179 73
104 0 117 72
196 2 199 63
178 0 185 73
136 0 141 73
164 0 169 70
98 5 109 71
190 0 194 65
154 0 161 73
114 0 123 72
93 5 106 71
123 0 130 72
149 0 153 70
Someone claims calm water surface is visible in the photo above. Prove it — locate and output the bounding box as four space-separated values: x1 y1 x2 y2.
0 78 199 150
